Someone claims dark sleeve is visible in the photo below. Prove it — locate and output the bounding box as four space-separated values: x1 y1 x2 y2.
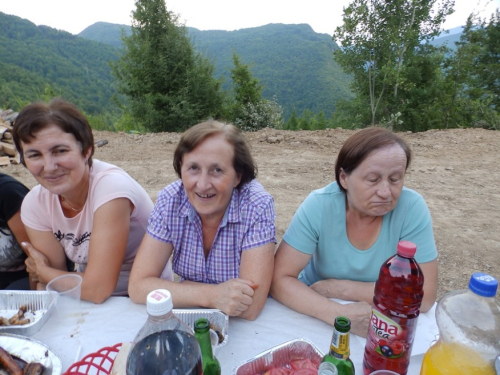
0 178 30 226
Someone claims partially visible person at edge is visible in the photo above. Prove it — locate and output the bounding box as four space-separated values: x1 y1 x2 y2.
129 120 276 320
12 98 171 303
0 173 31 290
270 127 438 337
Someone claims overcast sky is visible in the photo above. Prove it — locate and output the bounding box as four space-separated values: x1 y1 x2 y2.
2 0 499 36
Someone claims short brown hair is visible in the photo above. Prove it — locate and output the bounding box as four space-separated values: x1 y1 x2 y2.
173 120 257 188
335 127 411 193
13 98 95 167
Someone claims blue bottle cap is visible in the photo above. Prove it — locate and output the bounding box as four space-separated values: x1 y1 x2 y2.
469 272 498 297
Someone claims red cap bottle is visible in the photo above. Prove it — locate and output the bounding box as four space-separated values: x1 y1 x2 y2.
362 240 424 375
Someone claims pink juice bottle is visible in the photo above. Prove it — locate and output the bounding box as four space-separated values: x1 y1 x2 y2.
362 241 424 375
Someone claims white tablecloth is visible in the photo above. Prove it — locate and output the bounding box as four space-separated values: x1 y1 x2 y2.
31 297 437 375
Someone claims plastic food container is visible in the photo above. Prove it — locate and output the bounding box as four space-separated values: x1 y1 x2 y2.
63 343 122 375
0 290 56 336
232 338 324 375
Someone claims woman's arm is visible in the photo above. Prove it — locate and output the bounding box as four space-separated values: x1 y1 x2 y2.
25 198 133 303
235 242 275 320
309 258 438 312
24 227 68 290
310 279 376 305
270 240 372 337
128 234 175 304
419 259 438 312
82 198 132 303
129 235 273 319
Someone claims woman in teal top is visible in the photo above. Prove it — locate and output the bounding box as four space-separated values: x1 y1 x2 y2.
270 127 438 337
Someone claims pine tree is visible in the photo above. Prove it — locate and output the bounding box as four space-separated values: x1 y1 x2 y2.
111 0 223 132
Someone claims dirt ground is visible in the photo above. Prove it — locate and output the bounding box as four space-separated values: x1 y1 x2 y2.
3 127 499 301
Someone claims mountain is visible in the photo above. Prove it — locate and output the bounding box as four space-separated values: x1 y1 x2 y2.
78 21 131 49
79 22 354 119
430 26 464 50
1 11 463 124
0 12 119 116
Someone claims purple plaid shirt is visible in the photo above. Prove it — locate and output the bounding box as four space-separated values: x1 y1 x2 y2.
147 179 276 284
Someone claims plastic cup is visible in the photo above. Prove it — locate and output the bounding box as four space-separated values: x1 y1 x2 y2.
46 274 82 326
370 371 399 375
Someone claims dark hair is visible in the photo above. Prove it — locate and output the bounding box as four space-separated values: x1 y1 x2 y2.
335 127 412 193
173 120 257 188
12 98 95 167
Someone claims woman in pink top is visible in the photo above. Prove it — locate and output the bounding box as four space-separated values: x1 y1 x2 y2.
12 98 166 303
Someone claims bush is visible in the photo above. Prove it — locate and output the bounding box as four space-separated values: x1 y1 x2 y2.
234 97 284 131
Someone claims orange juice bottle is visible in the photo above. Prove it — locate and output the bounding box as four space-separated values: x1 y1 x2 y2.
420 341 495 375
420 272 500 375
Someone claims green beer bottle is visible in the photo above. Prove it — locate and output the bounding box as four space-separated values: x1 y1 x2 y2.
194 318 221 375
322 316 355 375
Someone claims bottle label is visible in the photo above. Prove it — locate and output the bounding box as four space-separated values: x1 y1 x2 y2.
330 329 350 359
365 307 418 362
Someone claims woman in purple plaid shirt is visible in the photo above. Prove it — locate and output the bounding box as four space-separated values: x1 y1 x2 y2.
129 121 277 320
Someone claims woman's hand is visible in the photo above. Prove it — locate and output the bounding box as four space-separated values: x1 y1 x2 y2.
212 278 256 316
23 242 49 283
338 301 372 337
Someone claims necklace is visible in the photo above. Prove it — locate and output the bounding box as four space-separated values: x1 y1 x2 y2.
60 196 83 212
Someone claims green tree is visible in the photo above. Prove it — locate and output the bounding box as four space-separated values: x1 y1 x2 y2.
285 110 299 130
228 53 283 130
440 11 500 129
480 10 500 109
110 0 223 132
462 11 500 108
397 44 449 131
333 0 454 128
229 52 263 117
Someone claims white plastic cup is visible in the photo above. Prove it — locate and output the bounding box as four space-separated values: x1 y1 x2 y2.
370 371 399 375
46 274 82 326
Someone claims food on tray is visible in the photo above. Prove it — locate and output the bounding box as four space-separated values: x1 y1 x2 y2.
255 358 319 375
0 306 31 327
0 345 22 375
209 324 224 345
0 345 45 375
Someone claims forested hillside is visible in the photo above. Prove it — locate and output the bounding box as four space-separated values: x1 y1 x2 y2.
1 12 353 121
188 24 353 119
81 22 354 119
0 13 119 116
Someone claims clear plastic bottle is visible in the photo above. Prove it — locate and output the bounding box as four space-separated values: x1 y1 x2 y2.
126 289 202 375
420 272 500 375
363 240 424 375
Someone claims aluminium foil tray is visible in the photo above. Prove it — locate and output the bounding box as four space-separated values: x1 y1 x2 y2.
0 290 56 336
173 308 229 348
232 338 324 375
